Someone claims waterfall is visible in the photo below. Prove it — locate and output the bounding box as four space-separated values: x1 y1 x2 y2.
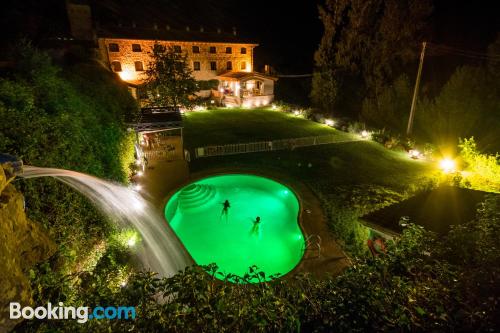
20 166 193 277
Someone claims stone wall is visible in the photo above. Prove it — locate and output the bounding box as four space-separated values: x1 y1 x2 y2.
0 168 56 332
97 38 256 83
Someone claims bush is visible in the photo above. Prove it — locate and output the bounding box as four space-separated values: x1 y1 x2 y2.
0 43 138 291
458 137 500 192
18 195 500 332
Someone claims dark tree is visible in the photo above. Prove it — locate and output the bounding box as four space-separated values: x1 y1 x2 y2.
144 44 198 109
312 0 432 116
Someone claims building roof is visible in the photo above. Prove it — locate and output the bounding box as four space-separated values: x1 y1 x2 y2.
216 71 278 81
361 186 495 235
128 107 183 131
97 25 257 45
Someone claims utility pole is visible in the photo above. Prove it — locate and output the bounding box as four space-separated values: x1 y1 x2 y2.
407 41 427 136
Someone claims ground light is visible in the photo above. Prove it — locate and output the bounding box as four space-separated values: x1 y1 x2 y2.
439 158 456 173
408 149 423 159
360 130 370 139
325 119 335 126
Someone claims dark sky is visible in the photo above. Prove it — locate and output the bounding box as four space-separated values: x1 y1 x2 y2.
1 0 499 75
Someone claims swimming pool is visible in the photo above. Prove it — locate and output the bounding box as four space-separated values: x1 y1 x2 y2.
165 174 304 282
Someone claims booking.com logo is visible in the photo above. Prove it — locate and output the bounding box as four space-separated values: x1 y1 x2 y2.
10 302 136 324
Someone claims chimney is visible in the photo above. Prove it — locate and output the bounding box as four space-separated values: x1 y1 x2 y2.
217 28 221 34
200 26 204 32
132 21 136 28
232 27 237 36
186 26 190 32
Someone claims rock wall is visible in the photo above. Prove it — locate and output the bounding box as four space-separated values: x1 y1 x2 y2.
0 168 56 332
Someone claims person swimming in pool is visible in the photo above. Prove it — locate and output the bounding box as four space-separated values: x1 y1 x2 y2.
221 200 230 217
251 216 261 234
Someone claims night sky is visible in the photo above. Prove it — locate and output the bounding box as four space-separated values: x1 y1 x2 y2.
1 0 499 75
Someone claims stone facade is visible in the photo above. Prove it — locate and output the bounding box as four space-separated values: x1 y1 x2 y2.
97 38 256 84
0 168 56 332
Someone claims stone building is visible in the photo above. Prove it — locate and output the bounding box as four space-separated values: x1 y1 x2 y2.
64 1 277 107
95 25 276 106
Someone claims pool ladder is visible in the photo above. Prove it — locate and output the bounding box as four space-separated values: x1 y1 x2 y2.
303 234 322 259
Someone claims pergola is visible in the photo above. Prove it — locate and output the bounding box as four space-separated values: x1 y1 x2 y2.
128 107 185 163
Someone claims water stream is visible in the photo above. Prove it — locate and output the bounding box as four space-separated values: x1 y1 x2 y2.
21 166 193 277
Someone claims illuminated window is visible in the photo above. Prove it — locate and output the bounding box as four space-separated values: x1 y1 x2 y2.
134 61 144 71
173 45 182 53
132 44 142 52
111 61 122 72
226 47 232 54
241 47 247 54
109 43 119 52
209 46 216 54
240 61 246 70
192 45 200 53
227 61 232 70
210 61 217 70
193 61 201 71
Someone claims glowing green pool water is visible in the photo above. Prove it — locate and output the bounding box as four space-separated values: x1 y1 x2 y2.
165 174 304 281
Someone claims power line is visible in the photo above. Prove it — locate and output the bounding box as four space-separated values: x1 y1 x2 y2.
427 42 500 61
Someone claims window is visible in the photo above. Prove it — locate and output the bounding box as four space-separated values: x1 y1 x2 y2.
193 61 201 71
134 61 144 71
209 46 216 54
210 61 217 71
111 61 122 72
226 47 232 54
108 43 119 52
192 45 200 53
132 44 142 52
227 61 232 70
173 45 182 53
240 47 247 54
240 61 246 70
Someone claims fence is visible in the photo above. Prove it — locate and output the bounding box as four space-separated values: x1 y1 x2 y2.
194 134 360 158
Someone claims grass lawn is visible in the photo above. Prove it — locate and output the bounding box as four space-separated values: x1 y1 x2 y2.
184 107 439 254
183 107 354 149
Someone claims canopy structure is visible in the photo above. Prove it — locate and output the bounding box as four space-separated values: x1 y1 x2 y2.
129 107 184 162
216 71 278 108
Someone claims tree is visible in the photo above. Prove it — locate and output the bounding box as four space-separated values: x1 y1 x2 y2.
144 44 198 109
312 0 432 116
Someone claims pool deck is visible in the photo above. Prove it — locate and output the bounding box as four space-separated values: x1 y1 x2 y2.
140 161 350 279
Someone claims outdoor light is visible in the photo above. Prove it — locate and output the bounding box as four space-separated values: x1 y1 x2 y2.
118 71 134 81
361 130 370 138
408 149 422 159
210 100 215 104
439 158 456 173
135 160 142 166
219 87 224 93
120 281 127 287
133 184 142 191
127 236 136 247
271 104 277 110
325 119 335 126
136 171 143 177
293 110 300 116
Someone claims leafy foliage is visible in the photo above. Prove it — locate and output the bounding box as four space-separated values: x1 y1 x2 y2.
458 137 500 192
312 0 432 115
144 44 198 108
0 42 138 296
18 196 500 332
